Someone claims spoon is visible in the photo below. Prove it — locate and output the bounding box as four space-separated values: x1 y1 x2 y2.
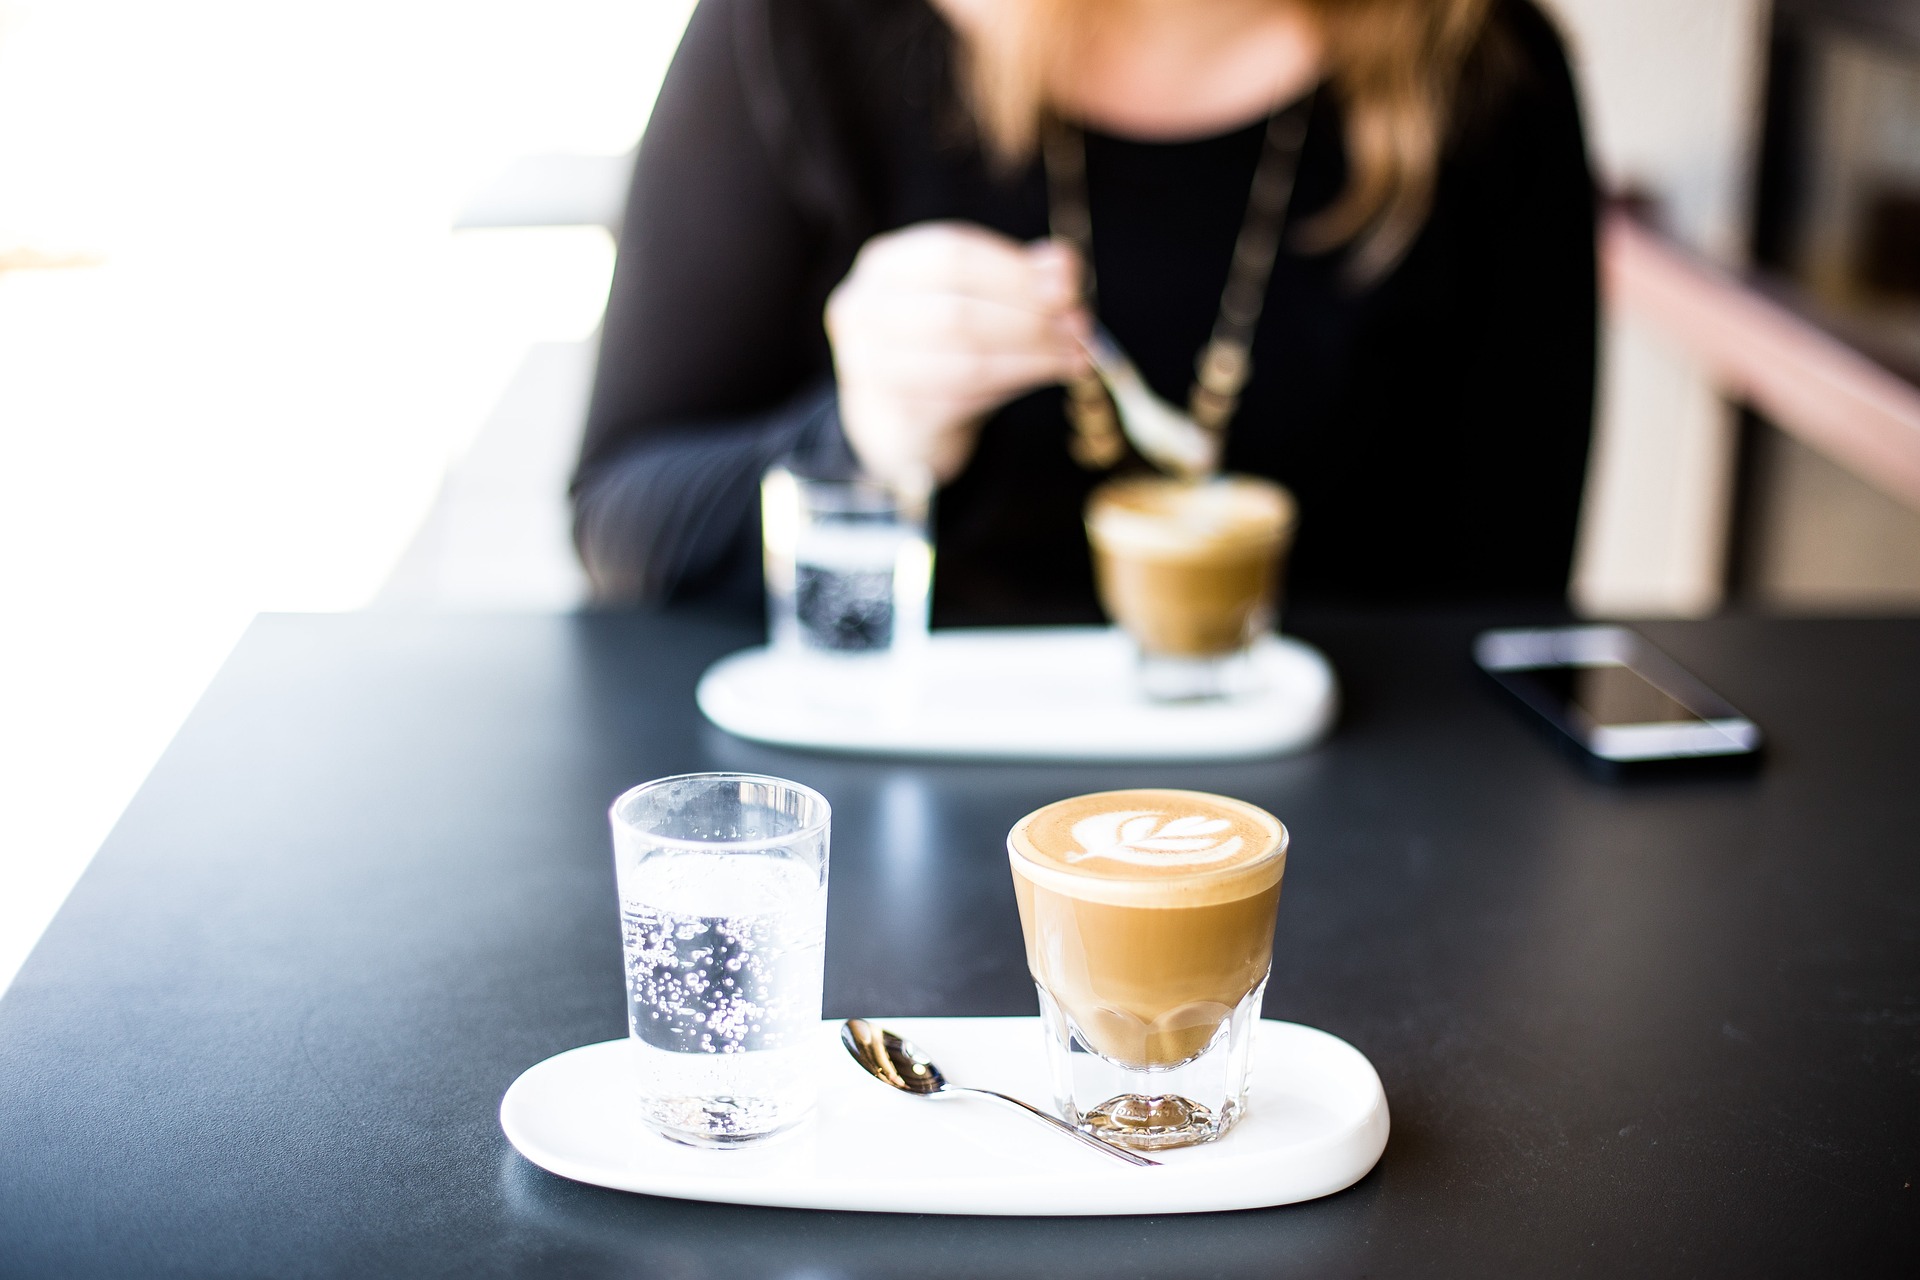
1079 325 1221 480
840 1018 1159 1168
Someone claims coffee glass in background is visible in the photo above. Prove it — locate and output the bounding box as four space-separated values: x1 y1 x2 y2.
762 462 932 656
1008 789 1288 1150
1085 475 1296 701
610 773 830 1148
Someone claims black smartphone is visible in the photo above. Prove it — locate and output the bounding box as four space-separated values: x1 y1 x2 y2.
1473 626 1761 765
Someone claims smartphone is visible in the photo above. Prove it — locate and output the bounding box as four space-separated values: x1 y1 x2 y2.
1473 626 1762 765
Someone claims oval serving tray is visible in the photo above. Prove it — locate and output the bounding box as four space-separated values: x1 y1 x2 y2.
500 1016 1388 1216
695 627 1337 762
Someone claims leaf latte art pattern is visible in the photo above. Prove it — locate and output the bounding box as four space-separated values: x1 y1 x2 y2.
1067 810 1246 867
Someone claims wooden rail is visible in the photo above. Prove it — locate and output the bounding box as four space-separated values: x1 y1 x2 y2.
1601 208 1920 511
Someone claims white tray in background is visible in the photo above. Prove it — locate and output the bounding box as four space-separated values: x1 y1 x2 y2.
695 627 1337 761
500 1016 1388 1217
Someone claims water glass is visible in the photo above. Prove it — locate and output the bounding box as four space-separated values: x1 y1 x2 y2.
761 464 932 655
610 773 831 1147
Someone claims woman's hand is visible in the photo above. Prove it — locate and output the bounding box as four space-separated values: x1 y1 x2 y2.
826 222 1088 489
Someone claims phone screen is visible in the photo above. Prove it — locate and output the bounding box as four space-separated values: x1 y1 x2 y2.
1523 663 1705 727
1475 626 1761 763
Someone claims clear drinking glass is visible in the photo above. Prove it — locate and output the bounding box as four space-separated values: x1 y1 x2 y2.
1007 788 1288 1150
610 772 831 1147
761 463 933 656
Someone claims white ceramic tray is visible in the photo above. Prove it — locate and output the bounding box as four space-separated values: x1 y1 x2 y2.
500 1016 1389 1216
695 627 1337 761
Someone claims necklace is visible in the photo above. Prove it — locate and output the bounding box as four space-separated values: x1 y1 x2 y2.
1043 97 1312 472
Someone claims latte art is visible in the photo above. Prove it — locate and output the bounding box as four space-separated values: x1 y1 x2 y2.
1009 787 1284 910
1068 810 1246 868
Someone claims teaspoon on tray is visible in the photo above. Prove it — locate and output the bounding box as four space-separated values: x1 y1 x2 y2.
840 1018 1159 1168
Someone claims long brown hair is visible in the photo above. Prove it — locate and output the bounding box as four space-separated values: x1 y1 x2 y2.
959 0 1495 277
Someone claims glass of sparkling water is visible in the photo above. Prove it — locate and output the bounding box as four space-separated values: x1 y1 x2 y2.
761 463 932 656
609 773 830 1147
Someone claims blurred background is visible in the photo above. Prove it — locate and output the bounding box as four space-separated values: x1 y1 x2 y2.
1 0 1915 993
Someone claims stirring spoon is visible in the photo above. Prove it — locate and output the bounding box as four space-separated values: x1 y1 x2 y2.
839 1019 1159 1168
1079 326 1221 480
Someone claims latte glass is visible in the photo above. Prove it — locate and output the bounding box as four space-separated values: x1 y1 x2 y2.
1085 475 1296 701
1007 789 1288 1150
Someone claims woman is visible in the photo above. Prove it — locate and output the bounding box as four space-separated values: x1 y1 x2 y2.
573 0 1595 623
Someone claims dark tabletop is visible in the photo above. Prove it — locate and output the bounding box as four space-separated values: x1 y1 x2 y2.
1 609 1916 1278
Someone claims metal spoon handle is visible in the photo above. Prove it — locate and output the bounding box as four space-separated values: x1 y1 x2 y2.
961 1088 1160 1167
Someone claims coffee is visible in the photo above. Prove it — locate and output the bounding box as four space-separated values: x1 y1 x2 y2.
1085 476 1295 659
1008 789 1287 1069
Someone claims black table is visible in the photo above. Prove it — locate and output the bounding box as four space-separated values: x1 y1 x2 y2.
2 610 1916 1277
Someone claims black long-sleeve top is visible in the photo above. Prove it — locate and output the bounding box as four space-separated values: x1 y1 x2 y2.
573 0 1596 624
